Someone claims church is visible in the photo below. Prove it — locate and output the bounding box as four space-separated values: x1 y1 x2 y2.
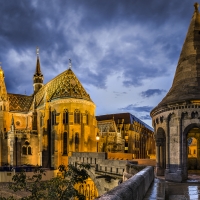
0 48 97 168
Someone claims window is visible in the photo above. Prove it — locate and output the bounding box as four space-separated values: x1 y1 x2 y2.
22 146 27 155
74 109 80 124
28 146 32 155
63 109 68 124
75 133 79 152
85 111 89 125
22 144 32 155
63 132 67 155
52 110 56 125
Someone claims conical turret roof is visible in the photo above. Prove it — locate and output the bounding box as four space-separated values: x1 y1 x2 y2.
153 3 200 110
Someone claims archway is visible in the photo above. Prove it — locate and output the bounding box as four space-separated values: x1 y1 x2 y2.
183 124 200 179
155 127 166 176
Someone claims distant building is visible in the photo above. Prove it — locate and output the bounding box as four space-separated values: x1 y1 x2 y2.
0 48 97 168
96 113 155 159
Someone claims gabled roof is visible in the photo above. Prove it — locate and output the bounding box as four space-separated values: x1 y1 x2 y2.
8 93 33 112
35 68 92 107
153 3 200 111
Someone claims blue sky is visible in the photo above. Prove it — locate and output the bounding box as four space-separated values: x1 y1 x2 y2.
0 0 197 126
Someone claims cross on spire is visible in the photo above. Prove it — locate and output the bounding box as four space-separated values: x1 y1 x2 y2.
194 2 199 12
69 59 72 69
36 46 39 56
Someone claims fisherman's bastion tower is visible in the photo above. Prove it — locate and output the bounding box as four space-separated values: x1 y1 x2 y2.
151 3 200 182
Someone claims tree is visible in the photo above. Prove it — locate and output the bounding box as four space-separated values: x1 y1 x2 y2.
5 163 91 200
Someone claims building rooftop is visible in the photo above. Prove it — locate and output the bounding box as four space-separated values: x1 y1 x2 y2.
96 113 153 131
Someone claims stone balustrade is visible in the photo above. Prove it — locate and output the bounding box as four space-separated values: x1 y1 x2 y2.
96 166 154 200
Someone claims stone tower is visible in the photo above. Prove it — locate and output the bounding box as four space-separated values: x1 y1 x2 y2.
33 47 43 94
151 2 200 182
0 66 8 133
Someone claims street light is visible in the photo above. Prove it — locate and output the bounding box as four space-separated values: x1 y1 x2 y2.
96 133 100 152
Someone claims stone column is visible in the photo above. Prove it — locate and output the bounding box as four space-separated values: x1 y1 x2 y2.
197 138 200 169
160 145 163 168
166 118 169 169
177 118 182 170
156 144 160 167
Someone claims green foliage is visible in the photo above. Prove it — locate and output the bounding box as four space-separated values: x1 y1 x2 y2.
5 163 91 200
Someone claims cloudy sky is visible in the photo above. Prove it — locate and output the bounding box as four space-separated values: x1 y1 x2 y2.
0 0 197 127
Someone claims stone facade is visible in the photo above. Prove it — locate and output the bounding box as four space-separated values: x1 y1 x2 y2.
0 49 97 168
96 113 155 159
151 3 200 182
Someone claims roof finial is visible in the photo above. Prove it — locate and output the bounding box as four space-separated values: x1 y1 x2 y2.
69 59 72 69
36 46 39 56
194 2 199 12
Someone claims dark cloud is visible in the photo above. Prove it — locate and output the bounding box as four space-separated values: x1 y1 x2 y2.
0 0 198 95
140 89 166 98
120 104 153 113
140 115 152 120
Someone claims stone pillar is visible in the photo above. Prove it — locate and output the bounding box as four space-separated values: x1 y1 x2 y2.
160 145 163 168
156 143 160 175
197 138 200 169
166 118 169 170
177 118 182 171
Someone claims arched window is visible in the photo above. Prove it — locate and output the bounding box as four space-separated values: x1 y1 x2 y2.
85 111 89 125
52 110 56 125
63 109 68 124
28 146 32 155
75 133 79 152
74 109 80 124
63 132 67 155
22 143 32 155
22 146 27 155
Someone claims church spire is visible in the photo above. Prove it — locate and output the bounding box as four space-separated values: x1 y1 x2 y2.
0 64 7 102
35 47 42 75
153 3 200 109
33 47 44 94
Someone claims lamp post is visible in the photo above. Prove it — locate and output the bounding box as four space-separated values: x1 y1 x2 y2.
96 133 100 152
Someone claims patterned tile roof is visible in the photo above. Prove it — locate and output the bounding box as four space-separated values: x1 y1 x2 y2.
35 68 92 107
8 93 33 112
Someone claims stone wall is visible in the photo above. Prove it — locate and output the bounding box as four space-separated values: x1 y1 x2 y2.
96 166 154 200
0 170 58 182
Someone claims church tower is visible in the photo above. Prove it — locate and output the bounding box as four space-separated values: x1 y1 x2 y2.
151 3 200 182
0 65 8 131
33 47 43 94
